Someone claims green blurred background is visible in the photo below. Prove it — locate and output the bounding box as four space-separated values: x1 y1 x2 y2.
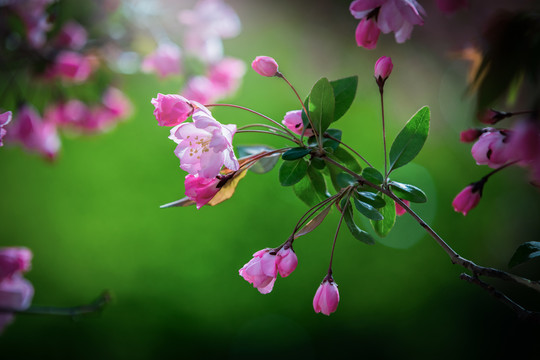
1 0 540 358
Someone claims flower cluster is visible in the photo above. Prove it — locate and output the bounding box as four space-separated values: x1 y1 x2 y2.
350 0 425 49
141 0 246 105
0 248 34 334
151 94 240 208
454 115 540 215
0 0 132 160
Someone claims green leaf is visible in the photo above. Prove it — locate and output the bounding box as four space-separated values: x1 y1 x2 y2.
509 241 540 268
236 145 280 174
311 157 326 170
388 106 430 173
362 167 384 185
389 181 427 203
353 198 383 221
336 173 357 188
279 158 308 186
343 201 375 245
308 77 335 136
370 195 396 237
282 147 311 161
293 166 329 206
330 76 358 121
329 147 362 173
355 191 386 208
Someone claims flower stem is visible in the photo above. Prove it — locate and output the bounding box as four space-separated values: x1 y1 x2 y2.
328 189 351 273
324 132 373 167
237 129 301 145
379 89 388 179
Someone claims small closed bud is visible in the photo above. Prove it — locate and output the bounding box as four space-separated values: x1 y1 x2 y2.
251 56 279 77
151 93 193 127
477 109 510 124
276 245 298 278
452 183 483 216
374 56 393 80
355 17 380 50
313 275 339 316
460 128 483 143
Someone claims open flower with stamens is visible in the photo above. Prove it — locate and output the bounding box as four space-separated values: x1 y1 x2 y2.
169 104 239 179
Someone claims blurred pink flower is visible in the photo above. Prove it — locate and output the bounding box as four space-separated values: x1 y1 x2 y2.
251 56 279 77
208 57 246 98
313 276 340 316
152 93 194 127
169 104 239 178
395 199 410 216
0 111 13 147
350 0 425 45
9 106 60 159
0 275 34 334
10 0 54 48
0 248 32 281
184 174 221 209
471 130 512 168
54 21 88 50
141 43 182 78
355 18 380 49
102 87 132 119
282 110 314 137
44 100 88 126
239 249 278 294
49 51 93 83
181 76 215 104
276 246 297 278
452 184 482 216
506 120 540 164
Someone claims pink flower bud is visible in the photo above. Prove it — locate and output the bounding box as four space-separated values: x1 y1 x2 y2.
477 109 508 125
11 106 60 159
184 174 221 209
282 110 313 137
276 246 297 278
452 184 482 216
355 18 380 50
103 87 132 119
151 93 194 127
313 276 339 316
395 199 410 216
460 128 483 143
251 56 279 77
0 247 32 281
239 249 278 294
0 275 34 334
374 56 393 80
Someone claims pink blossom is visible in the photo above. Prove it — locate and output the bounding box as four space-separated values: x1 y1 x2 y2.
276 246 297 278
452 184 482 216
181 76 215 104
0 248 32 281
141 43 182 78
436 0 468 14
9 106 60 159
355 18 380 49
471 130 512 168
251 56 279 77
169 104 239 178
49 51 93 83
0 111 13 147
151 94 194 127
10 0 54 48
460 128 483 143
506 120 540 165
0 275 34 334
282 110 314 137
54 21 88 50
374 56 393 80
208 57 246 99
103 87 132 119
184 174 221 209
313 276 340 316
239 249 278 294
44 100 88 126
395 199 410 216
350 0 425 44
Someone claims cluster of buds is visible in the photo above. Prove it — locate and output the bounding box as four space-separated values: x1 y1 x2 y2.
454 112 540 215
141 0 246 105
0 248 34 334
349 0 425 49
0 0 132 159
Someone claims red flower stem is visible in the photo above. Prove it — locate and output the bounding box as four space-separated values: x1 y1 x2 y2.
323 132 373 167
237 129 301 145
379 90 388 180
